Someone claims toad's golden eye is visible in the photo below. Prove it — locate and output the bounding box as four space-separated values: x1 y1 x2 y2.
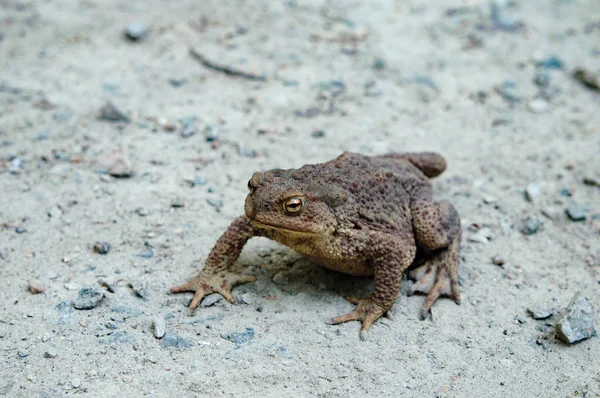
283 198 303 214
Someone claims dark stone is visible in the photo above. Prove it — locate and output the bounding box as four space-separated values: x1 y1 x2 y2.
527 307 553 320
99 102 130 123
125 23 148 41
311 130 325 138
221 327 254 346
161 333 193 349
566 204 588 221
519 217 540 235
556 295 597 344
537 56 564 70
73 287 105 310
93 242 111 255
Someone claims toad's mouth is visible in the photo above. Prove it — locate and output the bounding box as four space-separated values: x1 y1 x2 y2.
248 219 320 236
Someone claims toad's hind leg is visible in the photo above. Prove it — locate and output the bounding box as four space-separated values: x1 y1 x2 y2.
409 190 462 319
408 234 461 320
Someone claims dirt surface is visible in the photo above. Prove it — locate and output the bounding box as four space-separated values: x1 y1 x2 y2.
1 0 599 396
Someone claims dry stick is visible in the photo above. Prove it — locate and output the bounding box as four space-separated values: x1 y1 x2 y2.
189 48 266 82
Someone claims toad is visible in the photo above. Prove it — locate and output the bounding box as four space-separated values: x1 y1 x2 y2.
172 152 461 339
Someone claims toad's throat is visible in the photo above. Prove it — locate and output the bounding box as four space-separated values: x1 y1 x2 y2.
248 219 320 237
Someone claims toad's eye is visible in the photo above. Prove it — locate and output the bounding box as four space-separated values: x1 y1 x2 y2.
283 198 303 215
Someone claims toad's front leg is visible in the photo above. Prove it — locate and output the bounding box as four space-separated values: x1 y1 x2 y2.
171 216 258 310
330 232 416 340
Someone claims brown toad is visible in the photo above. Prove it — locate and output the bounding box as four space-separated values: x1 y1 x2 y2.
172 152 462 339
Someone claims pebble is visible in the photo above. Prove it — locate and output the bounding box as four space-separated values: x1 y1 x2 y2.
73 287 105 310
311 130 325 138
221 327 254 346
161 333 193 349
528 99 549 114
15 226 27 234
105 322 117 330
482 195 497 205
71 377 81 389
572 68 600 91
184 176 207 187
93 242 111 255
125 23 148 41
559 187 572 197
44 349 57 359
152 316 166 339
537 56 564 70
128 281 148 299
168 78 186 87
204 125 220 142
492 255 505 266
171 197 186 208
99 102 130 123
17 350 29 358
99 148 133 178
527 307 553 320
534 73 550 87
28 280 44 294
200 293 223 308
238 293 254 305
180 119 197 139
373 58 386 71
364 80 383 97
519 217 540 235
136 249 154 258
566 204 587 221
556 295 597 344
207 198 223 212
134 207 148 216
583 176 599 187
524 183 540 202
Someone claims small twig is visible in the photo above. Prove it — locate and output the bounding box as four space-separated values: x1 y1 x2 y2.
189 48 266 82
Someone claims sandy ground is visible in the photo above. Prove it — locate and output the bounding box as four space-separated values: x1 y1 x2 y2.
1 0 599 396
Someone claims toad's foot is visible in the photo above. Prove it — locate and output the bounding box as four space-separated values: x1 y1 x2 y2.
171 271 256 311
329 296 387 340
408 239 460 320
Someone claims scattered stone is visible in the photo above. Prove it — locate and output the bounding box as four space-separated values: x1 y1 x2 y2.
204 125 220 142
373 58 385 71
152 316 166 338
124 23 148 41
171 197 186 208
559 187 572 197
200 293 223 308
73 287 105 310
572 68 600 92
492 255 505 266
221 327 254 346
134 207 148 216
528 98 549 114
17 350 29 358
136 249 154 258
482 195 497 205
364 80 383 97
99 102 130 123
207 198 223 212
490 2 523 32
534 73 550 87
311 130 325 138
519 217 540 235
556 295 597 344
44 349 57 359
105 322 118 330
161 332 193 349
238 293 254 305
583 176 599 187
272 271 290 285
180 119 197 138
71 377 81 389
528 307 553 320
93 242 111 255
168 78 186 87
97 279 115 293
15 226 27 234
98 148 133 178
566 204 588 221
237 146 257 158
524 183 540 202
184 176 207 187
128 281 148 299
468 228 491 243
537 56 563 70
28 280 44 294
